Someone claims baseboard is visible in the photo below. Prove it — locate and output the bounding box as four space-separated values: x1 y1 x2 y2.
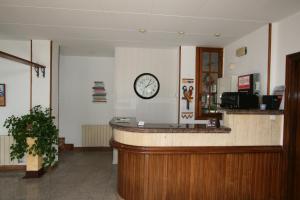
0 165 26 171
0 162 59 174
63 144 74 151
74 147 112 152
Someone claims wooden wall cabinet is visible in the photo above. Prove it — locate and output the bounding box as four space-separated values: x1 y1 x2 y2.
195 47 223 120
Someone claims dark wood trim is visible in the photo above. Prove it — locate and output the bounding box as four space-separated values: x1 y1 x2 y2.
0 163 58 173
0 50 46 69
0 165 26 171
282 51 300 200
30 40 33 109
283 52 300 148
223 108 284 115
195 47 200 120
60 141 112 152
74 147 113 152
61 143 74 151
195 112 222 120
178 46 181 124
267 23 272 95
195 47 223 120
111 140 282 154
57 46 60 129
50 41 53 110
24 168 44 179
282 52 291 199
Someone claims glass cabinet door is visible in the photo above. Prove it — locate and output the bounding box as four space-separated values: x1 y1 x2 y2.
196 48 223 119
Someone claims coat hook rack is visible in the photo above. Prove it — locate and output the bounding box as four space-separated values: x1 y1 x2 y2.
0 50 46 78
33 65 46 78
34 65 40 77
41 67 45 77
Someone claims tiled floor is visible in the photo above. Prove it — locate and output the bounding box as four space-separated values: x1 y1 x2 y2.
0 151 118 200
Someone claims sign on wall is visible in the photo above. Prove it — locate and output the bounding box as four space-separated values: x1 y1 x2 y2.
93 81 107 102
181 78 194 119
0 84 6 106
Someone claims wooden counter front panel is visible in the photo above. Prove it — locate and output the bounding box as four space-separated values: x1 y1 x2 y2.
117 150 283 200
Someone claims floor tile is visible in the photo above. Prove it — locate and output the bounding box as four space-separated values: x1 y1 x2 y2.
0 151 117 200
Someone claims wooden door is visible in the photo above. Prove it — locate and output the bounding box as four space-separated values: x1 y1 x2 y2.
284 52 300 200
195 47 223 120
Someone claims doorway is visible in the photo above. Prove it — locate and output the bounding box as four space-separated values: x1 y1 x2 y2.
284 52 300 200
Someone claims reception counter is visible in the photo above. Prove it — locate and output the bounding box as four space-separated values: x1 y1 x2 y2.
110 110 284 200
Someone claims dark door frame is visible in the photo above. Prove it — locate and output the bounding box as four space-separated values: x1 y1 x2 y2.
283 52 300 200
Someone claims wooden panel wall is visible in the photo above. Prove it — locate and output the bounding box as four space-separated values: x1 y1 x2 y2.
115 143 283 200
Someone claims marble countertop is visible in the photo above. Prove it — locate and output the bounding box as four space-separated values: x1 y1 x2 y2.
109 117 231 133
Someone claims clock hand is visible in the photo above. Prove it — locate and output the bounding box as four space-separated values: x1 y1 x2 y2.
145 80 154 88
145 79 151 86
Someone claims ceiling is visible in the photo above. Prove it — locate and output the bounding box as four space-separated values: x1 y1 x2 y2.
0 0 300 57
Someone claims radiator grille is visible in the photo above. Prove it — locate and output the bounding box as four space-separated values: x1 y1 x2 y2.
82 125 112 147
0 135 18 165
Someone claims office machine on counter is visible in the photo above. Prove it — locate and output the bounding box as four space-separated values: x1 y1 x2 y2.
220 73 260 109
220 92 259 109
220 73 283 110
238 73 260 95
262 95 282 110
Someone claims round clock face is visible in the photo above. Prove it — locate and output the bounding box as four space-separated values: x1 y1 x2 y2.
134 73 160 99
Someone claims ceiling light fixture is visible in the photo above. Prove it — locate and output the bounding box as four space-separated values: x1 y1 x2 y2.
138 28 147 33
214 33 221 38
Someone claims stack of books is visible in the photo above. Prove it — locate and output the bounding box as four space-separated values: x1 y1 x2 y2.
93 81 107 102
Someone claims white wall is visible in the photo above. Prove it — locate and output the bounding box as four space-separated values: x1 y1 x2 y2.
224 25 269 95
0 39 54 135
270 12 300 92
32 40 51 108
0 40 31 135
114 47 179 123
59 56 115 146
179 46 222 124
179 46 196 124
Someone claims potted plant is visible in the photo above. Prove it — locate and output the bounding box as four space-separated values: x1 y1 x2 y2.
4 105 58 177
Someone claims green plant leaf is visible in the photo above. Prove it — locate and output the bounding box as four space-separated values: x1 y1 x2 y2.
4 105 59 167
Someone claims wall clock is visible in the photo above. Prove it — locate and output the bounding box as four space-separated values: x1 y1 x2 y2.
134 73 160 99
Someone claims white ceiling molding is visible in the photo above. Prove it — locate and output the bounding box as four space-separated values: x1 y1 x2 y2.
0 0 299 56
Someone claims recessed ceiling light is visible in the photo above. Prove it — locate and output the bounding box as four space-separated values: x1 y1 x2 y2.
178 31 185 35
138 28 147 33
214 33 221 38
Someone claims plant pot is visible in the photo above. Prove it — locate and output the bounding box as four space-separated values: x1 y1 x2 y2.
24 137 44 178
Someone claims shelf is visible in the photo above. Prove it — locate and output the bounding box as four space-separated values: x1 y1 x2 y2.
0 50 46 69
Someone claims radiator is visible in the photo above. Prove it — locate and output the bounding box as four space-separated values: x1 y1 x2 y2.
82 125 112 147
0 135 18 165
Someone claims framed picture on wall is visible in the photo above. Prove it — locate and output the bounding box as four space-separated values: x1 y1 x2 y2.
0 84 6 106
